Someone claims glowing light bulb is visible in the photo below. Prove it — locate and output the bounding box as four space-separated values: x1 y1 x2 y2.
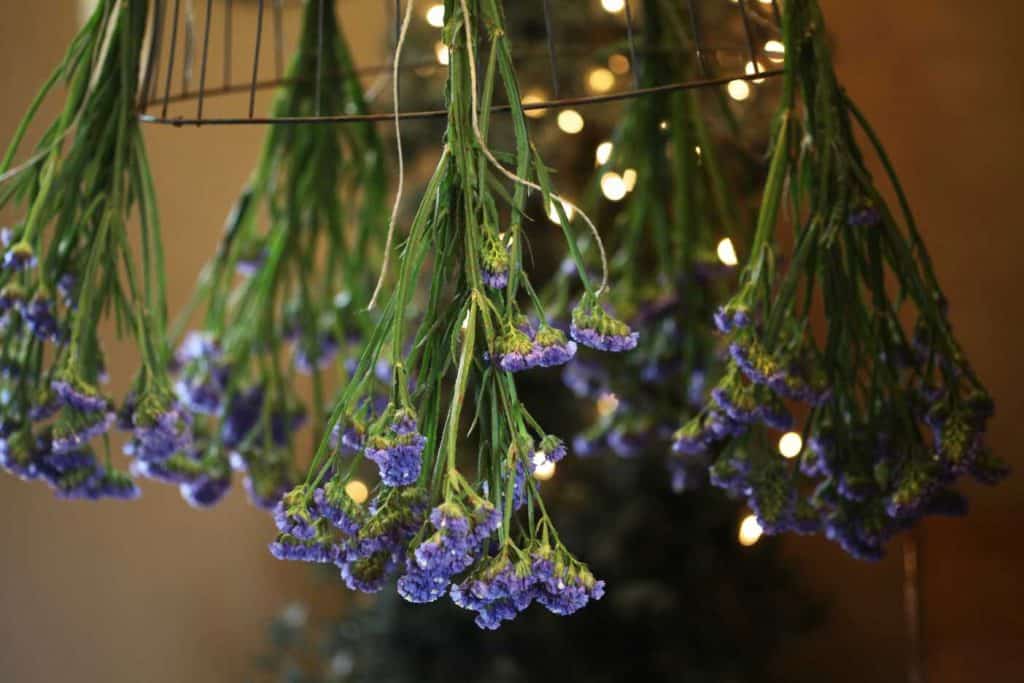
425 4 445 28
557 109 585 134
586 67 616 94
434 42 450 66
716 237 739 267
608 53 630 75
738 514 763 546
522 90 548 119
745 61 767 84
597 392 620 416
345 480 369 504
601 0 625 13
547 199 575 224
622 168 638 192
595 141 614 166
727 79 751 101
600 172 627 202
764 40 786 63
779 432 803 459
534 460 556 481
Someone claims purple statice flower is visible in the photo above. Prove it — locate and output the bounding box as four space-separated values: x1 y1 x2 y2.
294 332 340 374
0 283 26 316
180 472 232 508
340 553 392 593
530 546 605 617
561 358 608 399
570 298 638 353
235 247 268 276
129 395 193 462
711 386 759 425
273 485 321 540
571 432 604 458
365 410 427 487
1 241 37 272
173 331 227 415
0 227 12 247
269 535 341 564
607 427 648 458
57 274 76 309
450 555 536 630
28 389 61 422
51 410 116 455
398 504 477 604
757 397 794 431
492 327 534 373
713 304 752 334
671 418 712 457
529 326 578 369
536 435 567 465
0 428 41 481
481 232 510 290
330 422 366 456
768 368 831 406
314 481 363 535
130 451 207 485
728 341 772 385
24 295 60 342
52 374 109 414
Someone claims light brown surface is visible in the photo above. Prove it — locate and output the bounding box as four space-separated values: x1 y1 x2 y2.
1 2 1022 682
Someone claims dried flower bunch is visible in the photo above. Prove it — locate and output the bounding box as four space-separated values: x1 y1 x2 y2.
0 0 1006 631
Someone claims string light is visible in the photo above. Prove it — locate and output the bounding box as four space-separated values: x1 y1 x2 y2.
425 4 445 28
738 515 763 546
622 168 638 192
716 237 739 267
557 109 585 134
534 460 557 481
727 79 751 101
778 432 804 459
659 120 669 131
608 53 630 75
345 480 370 504
595 141 614 166
600 172 627 202
434 42 450 66
586 67 616 94
601 0 625 13
596 392 620 416
522 90 547 119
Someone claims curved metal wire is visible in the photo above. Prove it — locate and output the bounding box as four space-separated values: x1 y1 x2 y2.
138 0 784 127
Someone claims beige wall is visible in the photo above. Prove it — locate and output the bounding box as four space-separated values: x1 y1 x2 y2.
1 2 1022 682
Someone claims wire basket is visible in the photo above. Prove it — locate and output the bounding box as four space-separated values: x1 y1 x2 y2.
137 0 784 126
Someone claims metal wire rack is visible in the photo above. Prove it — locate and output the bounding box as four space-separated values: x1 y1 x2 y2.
137 0 785 126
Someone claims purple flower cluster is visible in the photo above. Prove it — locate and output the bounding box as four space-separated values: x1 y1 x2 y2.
364 409 426 487
1 241 37 272
294 332 340 374
570 298 639 353
493 324 578 373
481 231 510 290
450 545 605 630
397 500 500 604
173 332 228 415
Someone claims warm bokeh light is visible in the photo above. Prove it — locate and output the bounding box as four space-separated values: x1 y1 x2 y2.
522 90 548 119
727 79 751 101
345 480 369 504
601 0 625 13
608 53 630 75
534 459 557 481
586 67 616 94
434 42 450 66
547 199 575 224
595 141 614 166
557 109 585 134
716 237 739 267
779 432 804 459
764 39 786 63
622 168 638 192
738 514 763 546
425 4 445 28
600 172 627 201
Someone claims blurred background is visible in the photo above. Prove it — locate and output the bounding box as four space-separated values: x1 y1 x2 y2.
1 1 1021 681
